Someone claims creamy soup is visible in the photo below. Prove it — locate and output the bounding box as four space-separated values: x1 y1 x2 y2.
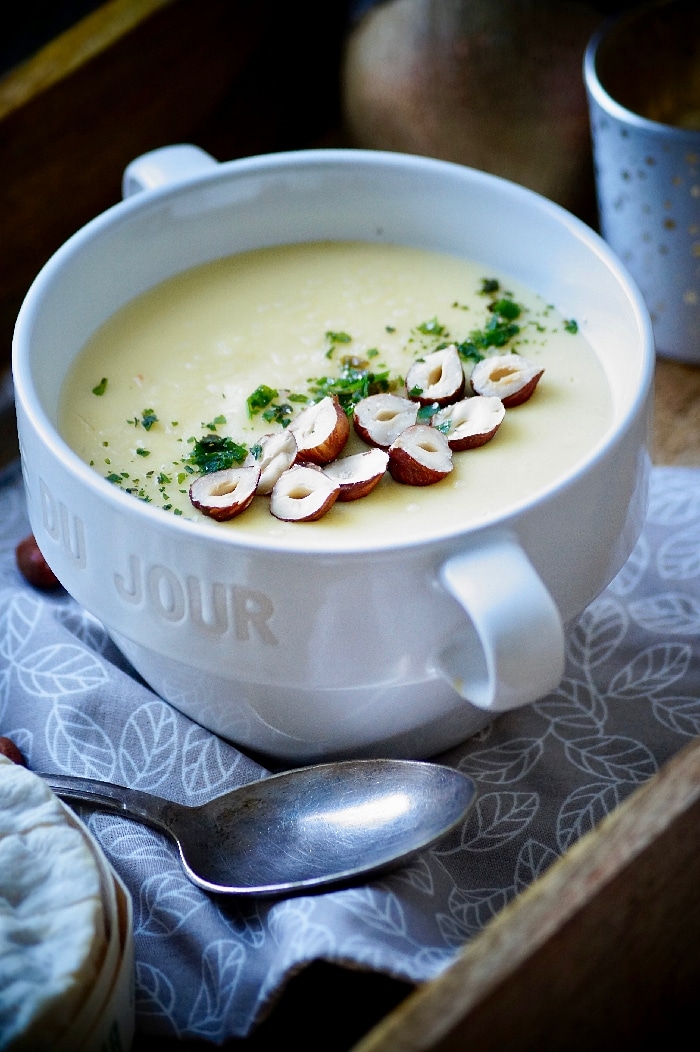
59 241 613 547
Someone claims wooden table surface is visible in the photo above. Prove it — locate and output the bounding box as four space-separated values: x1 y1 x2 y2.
653 357 700 465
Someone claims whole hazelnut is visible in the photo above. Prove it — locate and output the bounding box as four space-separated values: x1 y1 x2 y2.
15 534 61 590
0 736 26 766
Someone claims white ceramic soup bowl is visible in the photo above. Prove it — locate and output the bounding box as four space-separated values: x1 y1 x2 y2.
12 146 654 763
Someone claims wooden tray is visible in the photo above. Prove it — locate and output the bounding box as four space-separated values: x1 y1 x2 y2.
3 4 699 1048
356 736 700 1051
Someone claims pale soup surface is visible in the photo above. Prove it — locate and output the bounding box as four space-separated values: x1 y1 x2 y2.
59 241 613 548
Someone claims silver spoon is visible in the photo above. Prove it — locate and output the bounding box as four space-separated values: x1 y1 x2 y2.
42 759 476 897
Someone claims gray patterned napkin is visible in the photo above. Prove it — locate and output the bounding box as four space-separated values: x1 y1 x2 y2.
1 462 699 1042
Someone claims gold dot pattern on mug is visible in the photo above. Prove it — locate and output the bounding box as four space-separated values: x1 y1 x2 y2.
587 109 700 361
584 0 700 363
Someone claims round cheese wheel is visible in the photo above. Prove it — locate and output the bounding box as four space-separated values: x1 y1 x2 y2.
0 755 107 1050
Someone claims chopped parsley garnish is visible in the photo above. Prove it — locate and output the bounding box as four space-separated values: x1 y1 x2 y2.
247 384 298 427
417 402 439 423
140 409 158 431
308 357 395 414
247 384 278 416
98 275 545 517
325 331 352 359
416 317 446 337
262 402 294 427
456 294 524 360
185 434 248 473
203 414 227 431
564 318 579 334
488 298 521 321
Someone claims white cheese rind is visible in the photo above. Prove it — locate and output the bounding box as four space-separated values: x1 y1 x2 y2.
0 756 106 1050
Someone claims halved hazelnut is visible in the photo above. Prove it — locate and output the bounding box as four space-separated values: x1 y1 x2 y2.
388 424 453 485
270 464 341 521
432 396 505 451
289 395 350 464
406 345 465 406
189 465 261 521
246 430 298 494
470 354 544 407
353 393 419 449
322 448 389 501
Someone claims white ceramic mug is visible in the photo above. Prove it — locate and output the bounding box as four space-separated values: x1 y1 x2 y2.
584 0 700 363
12 146 654 762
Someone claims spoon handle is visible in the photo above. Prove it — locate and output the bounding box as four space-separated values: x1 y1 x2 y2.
39 773 179 835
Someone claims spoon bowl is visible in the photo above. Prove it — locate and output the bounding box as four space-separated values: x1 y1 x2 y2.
42 759 477 896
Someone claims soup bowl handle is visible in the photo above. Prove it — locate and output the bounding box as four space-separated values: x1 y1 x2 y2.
122 144 218 197
438 532 565 713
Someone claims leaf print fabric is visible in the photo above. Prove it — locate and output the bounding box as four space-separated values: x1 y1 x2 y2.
1 461 699 1042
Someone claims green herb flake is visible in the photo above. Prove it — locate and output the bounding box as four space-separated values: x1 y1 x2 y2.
326 331 352 344
417 402 439 423
416 317 445 337
247 384 278 417
455 292 525 360
203 414 227 431
262 402 293 427
480 278 500 294
455 341 484 364
136 448 150 457
308 358 395 415
141 409 158 431
564 318 579 334
186 433 248 474
489 298 521 321
92 377 108 396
